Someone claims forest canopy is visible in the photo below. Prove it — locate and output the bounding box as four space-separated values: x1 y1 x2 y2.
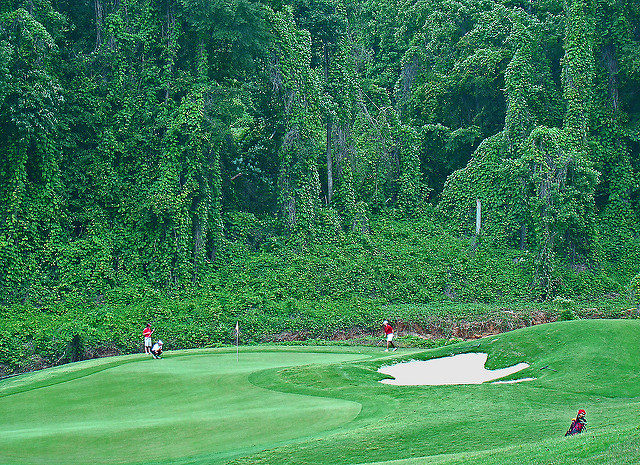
1 0 639 304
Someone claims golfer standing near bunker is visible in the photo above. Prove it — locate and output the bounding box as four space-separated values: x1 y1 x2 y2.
143 323 154 354
383 320 397 352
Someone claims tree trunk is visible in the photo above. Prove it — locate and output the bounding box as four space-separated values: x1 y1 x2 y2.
94 0 104 51
326 120 333 204
165 0 176 102
323 42 333 204
601 44 619 112
520 224 527 250
562 0 595 148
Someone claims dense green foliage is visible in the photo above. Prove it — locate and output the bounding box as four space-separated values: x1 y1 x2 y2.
2 213 634 374
1 0 640 374
2 320 639 464
1 0 639 303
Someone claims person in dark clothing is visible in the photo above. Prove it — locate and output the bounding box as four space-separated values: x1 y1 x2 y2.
565 409 587 436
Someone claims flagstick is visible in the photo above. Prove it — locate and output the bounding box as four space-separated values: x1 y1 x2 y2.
236 321 239 362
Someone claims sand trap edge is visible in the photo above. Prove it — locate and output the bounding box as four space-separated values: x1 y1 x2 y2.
378 353 532 386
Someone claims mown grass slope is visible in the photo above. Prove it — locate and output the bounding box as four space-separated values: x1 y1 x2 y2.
233 319 640 465
0 349 374 464
1 319 639 464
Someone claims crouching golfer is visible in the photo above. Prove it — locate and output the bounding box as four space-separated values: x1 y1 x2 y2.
383 320 397 352
151 340 163 359
565 409 587 436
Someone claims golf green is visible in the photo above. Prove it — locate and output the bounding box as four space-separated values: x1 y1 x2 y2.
2 320 639 464
0 350 373 464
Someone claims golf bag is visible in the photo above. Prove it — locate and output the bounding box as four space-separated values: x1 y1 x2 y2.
565 418 586 436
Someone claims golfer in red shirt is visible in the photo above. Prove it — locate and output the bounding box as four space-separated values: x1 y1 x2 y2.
383 320 397 352
143 323 154 354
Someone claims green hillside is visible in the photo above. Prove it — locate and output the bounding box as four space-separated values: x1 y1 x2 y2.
2 0 640 312
1 319 639 464
2 0 640 376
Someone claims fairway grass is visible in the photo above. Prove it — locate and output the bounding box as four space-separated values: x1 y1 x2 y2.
0 349 374 464
1 320 639 464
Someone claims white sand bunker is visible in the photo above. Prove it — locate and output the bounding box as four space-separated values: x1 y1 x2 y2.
378 353 533 386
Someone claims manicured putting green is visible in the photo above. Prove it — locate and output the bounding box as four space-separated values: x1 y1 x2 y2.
0 349 373 464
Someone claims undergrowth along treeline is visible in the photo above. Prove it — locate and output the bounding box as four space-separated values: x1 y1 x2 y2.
1 215 637 375
0 290 633 375
218 213 633 304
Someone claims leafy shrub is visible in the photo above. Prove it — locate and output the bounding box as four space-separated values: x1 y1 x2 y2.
558 309 576 321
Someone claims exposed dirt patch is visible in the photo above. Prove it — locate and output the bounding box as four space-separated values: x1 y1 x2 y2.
391 311 557 341
263 311 560 343
87 345 123 358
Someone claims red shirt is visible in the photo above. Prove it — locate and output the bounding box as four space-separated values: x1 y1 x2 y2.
384 324 393 335
143 327 152 337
